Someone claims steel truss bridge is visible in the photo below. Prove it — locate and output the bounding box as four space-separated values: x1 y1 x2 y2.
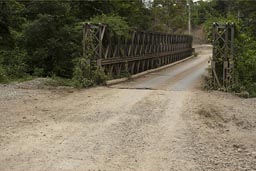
83 23 194 76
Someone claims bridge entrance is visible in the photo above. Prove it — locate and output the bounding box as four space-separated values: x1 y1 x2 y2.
83 23 194 77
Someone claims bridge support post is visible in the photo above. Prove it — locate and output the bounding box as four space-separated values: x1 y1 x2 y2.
82 23 106 69
212 22 235 89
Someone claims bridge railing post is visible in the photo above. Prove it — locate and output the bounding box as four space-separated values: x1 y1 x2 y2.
212 22 235 89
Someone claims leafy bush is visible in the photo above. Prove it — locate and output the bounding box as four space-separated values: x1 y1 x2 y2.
0 48 28 81
0 65 7 82
72 56 108 88
202 13 256 97
72 57 94 88
33 68 44 77
234 33 256 97
23 1 81 78
203 14 238 42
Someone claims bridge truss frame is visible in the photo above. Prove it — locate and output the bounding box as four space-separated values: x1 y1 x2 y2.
83 23 194 76
212 22 235 88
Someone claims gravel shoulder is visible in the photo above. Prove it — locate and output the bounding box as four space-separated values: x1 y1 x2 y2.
0 45 255 171
184 90 256 171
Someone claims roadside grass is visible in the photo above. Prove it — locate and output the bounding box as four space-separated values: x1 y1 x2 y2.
0 75 36 84
44 76 74 87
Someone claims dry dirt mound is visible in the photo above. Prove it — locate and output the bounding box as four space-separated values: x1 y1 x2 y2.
14 78 52 89
184 90 256 171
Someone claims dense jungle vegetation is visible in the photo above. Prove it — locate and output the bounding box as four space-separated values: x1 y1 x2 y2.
0 0 256 95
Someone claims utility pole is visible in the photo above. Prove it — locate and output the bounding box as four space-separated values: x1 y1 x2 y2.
187 0 191 35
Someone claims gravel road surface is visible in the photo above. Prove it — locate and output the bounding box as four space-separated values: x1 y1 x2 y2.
0 45 255 171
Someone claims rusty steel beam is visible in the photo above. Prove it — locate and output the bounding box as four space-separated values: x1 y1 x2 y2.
83 23 194 76
212 22 235 88
101 48 192 65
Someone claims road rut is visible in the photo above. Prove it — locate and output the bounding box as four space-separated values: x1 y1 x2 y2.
4 45 253 171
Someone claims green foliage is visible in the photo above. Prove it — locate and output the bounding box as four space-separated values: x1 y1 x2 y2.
0 65 7 82
0 0 212 85
23 1 81 78
90 14 130 37
72 57 108 88
2 0 255 93
33 68 44 77
108 0 151 30
245 84 256 98
234 33 256 97
195 0 256 97
26 0 70 19
71 34 108 88
231 0 256 37
72 57 94 88
149 0 187 33
45 76 73 87
203 14 238 42
0 0 26 49
69 1 109 21
191 0 219 26
0 48 28 80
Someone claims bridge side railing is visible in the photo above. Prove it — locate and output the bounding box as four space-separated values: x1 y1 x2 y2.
83 23 194 76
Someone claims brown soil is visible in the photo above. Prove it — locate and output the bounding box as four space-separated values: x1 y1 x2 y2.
0 45 255 171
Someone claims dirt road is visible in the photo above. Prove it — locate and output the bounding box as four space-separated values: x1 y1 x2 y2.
0 45 256 171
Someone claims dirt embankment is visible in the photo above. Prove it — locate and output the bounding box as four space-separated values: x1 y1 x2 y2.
184 91 256 170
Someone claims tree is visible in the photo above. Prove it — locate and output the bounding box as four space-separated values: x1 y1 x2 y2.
1 0 227 83
149 0 187 33
23 0 80 77
109 0 151 30
0 0 25 49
